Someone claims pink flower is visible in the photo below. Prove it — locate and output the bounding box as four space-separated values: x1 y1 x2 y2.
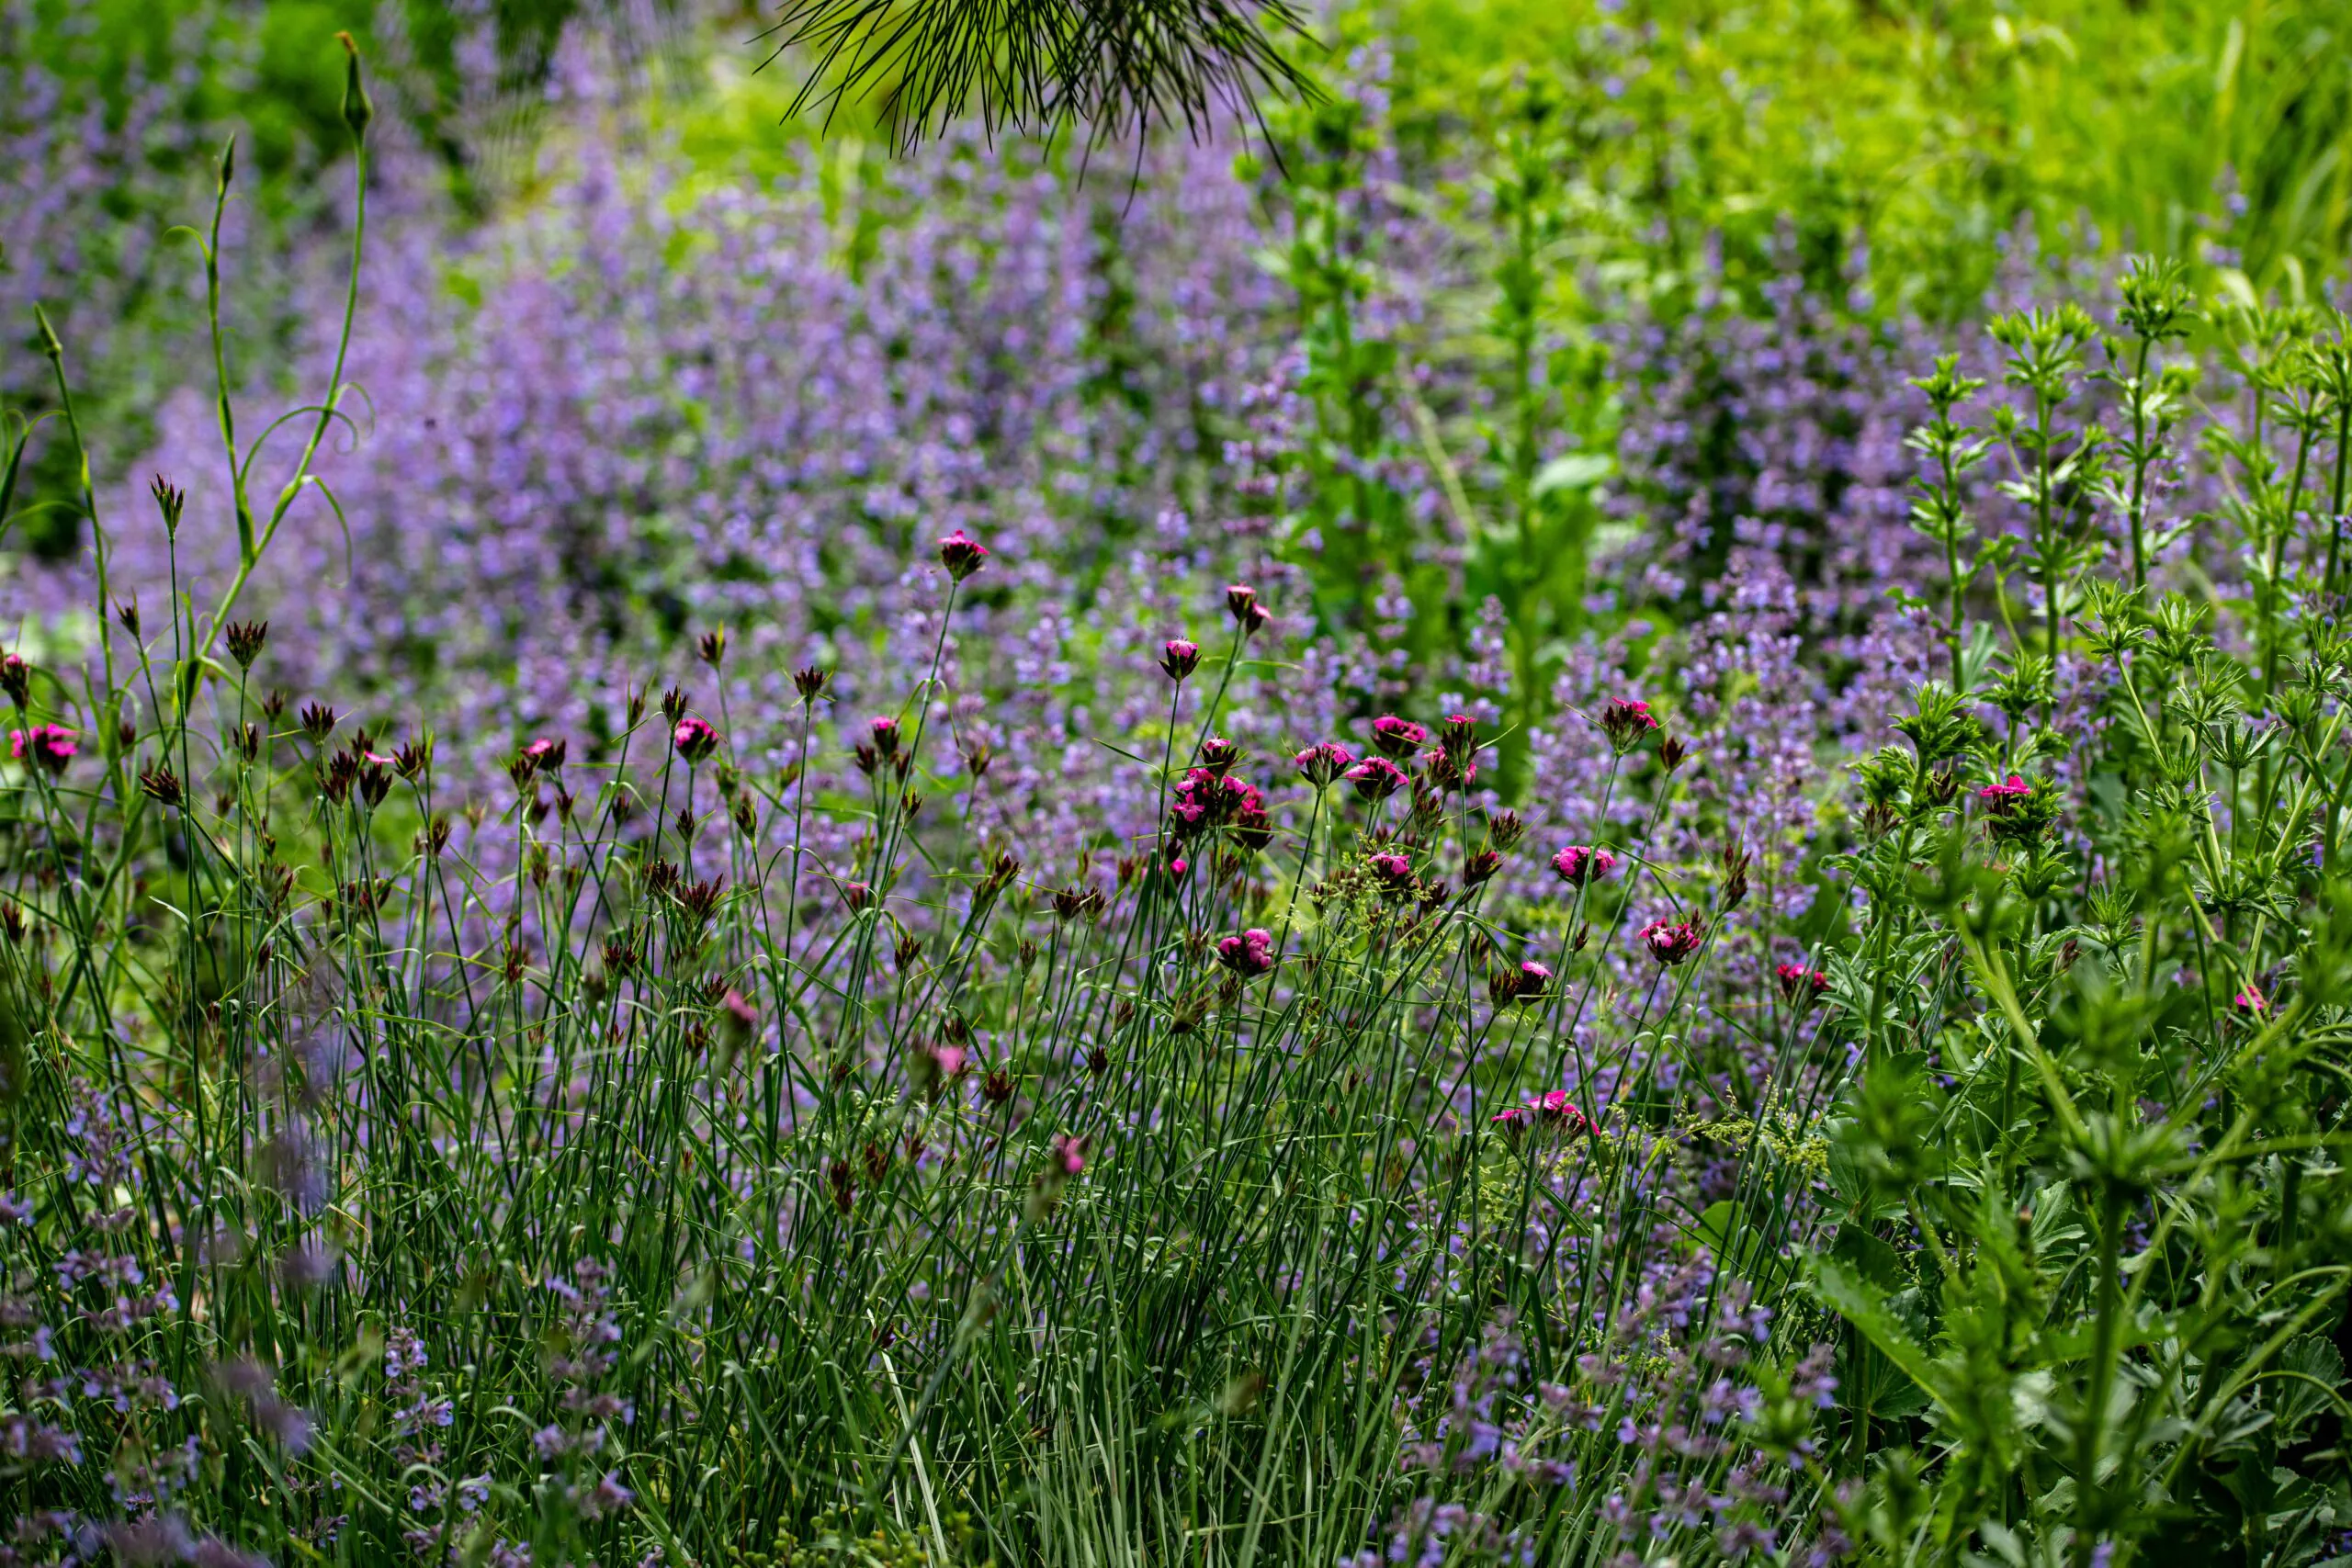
2234 985 2267 1014
520 737 565 767
1518 960 1554 997
1420 747 1477 791
719 988 759 1041
1345 756 1408 801
1776 963 1831 1001
1439 713 1477 759
1550 845 1617 886
937 528 989 581
1494 1089 1588 1137
1216 928 1275 976
1598 698 1661 751
1051 1134 1088 1176
673 716 718 762
10 725 76 774
1368 852 1414 892
1977 773 2031 812
1159 638 1201 682
1224 584 1270 634
1369 716 1428 760
1639 919 1704 966
1294 740 1355 787
1164 855 1189 881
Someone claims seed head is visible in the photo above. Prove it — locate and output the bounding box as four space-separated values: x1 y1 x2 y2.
149 474 185 536
222 621 268 671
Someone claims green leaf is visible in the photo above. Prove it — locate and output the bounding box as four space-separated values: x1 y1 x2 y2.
1531 452 1614 495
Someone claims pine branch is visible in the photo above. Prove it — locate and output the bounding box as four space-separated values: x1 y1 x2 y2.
754 0 1314 152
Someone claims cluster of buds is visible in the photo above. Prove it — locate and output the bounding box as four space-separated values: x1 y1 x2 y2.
854 716 912 779
1170 766 1272 852
222 622 270 672
1051 883 1108 923
318 743 393 808
137 763 182 807
1718 841 1751 911
299 703 338 743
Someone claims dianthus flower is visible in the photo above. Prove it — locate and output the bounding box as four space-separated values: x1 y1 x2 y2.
1369 715 1428 760
672 716 718 762
1368 851 1414 892
1977 773 2031 811
1345 756 1408 801
1598 698 1661 751
1639 919 1704 966
10 725 75 774
1159 638 1201 682
1775 962 1830 1001
1216 928 1274 976
1293 740 1354 787
937 528 989 581
1551 845 1617 886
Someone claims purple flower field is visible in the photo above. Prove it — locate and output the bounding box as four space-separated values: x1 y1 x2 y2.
1 8 2349 1566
